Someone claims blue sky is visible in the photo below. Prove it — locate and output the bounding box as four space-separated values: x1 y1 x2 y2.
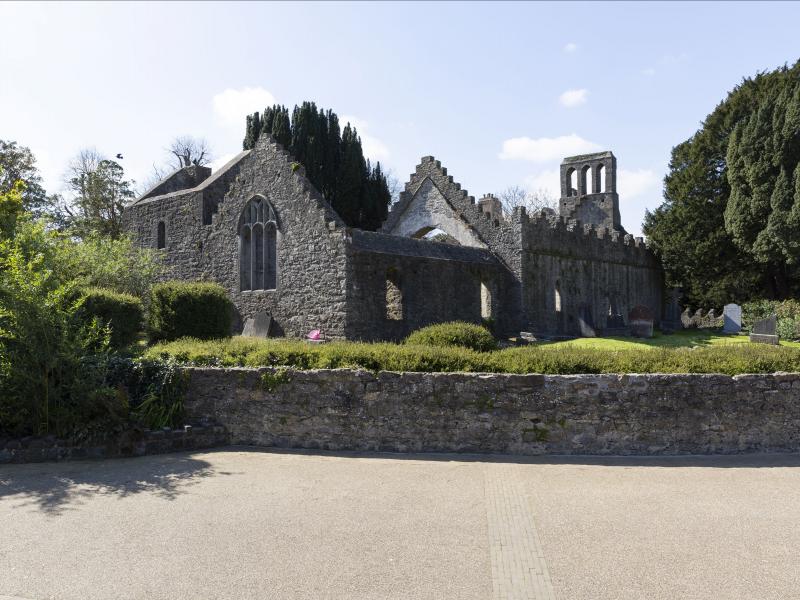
2 1 798 235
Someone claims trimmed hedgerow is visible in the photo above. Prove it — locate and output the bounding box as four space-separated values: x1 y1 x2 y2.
405 321 497 352
76 287 143 349
143 336 800 375
148 281 233 342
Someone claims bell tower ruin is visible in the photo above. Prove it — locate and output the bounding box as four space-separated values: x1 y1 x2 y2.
558 151 623 232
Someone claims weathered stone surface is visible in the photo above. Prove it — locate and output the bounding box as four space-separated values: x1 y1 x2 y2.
753 315 777 335
723 303 742 334
123 139 664 342
750 333 779 345
241 311 272 338
1 424 228 465
628 305 654 338
184 367 800 456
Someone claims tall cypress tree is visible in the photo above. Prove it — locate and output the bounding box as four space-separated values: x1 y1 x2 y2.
241 101 390 230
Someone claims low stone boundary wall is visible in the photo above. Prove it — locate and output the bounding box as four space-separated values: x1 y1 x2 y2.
0 424 228 464
184 368 800 455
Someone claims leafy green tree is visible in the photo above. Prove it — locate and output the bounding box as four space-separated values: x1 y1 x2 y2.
644 60 800 304
59 149 136 239
0 140 49 215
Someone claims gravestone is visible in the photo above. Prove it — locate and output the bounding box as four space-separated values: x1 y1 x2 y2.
723 303 742 334
578 304 596 337
749 314 778 345
662 288 682 333
680 307 693 329
241 312 272 338
628 305 654 338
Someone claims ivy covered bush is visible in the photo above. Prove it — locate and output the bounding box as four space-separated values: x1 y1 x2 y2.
405 321 497 352
148 281 233 342
77 287 143 349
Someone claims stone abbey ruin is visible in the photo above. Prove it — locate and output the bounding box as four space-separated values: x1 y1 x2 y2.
123 135 663 340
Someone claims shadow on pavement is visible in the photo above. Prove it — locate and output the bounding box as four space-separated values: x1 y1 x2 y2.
0 452 228 516
223 445 800 469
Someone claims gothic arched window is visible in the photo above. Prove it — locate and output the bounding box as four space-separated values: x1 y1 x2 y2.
239 197 277 291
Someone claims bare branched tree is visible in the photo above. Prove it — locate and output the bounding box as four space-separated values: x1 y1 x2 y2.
384 169 403 205
168 136 211 170
499 185 558 216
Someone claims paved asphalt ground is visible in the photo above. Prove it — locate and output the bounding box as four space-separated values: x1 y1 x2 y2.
2 449 800 600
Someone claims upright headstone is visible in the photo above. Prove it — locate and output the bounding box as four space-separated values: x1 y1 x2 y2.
722 303 742 334
749 314 778 345
662 288 682 333
578 304 596 337
628 305 654 338
241 312 272 338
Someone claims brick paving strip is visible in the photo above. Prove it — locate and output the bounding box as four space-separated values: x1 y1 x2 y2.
484 463 556 600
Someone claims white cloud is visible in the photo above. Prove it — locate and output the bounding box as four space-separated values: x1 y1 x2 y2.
499 134 600 162
341 114 390 162
564 42 578 53
617 168 659 200
559 88 588 108
212 87 276 125
523 169 561 200
642 67 656 77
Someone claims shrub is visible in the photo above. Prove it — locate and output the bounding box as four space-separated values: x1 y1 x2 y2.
742 299 800 340
77 287 143 349
144 336 800 376
148 281 233 342
405 321 497 352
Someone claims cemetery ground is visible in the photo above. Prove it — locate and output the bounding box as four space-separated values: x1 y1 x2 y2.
2 448 800 600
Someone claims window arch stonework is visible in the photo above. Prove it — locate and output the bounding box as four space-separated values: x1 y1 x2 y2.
239 197 278 291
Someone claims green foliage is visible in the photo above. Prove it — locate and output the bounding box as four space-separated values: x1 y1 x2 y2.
145 335 800 376
405 321 498 352
62 155 136 240
77 287 143 349
259 368 292 392
742 299 800 340
61 235 163 299
243 101 391 231
148 281 233 342
122 358 187 429
0 140 49 215
0 214 120 437
645 61 800 304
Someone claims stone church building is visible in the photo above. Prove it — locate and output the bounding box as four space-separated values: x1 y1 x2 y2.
122 135 663 340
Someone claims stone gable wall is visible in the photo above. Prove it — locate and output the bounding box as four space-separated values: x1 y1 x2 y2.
123 136 351 338
184 368 800 456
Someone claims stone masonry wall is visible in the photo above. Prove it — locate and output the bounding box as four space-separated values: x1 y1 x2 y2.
184 368 800 456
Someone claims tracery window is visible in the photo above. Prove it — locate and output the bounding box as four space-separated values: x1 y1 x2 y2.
240 197 277 291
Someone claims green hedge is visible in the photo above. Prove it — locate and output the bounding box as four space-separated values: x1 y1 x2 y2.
143 336 800 375
148 281 232 342
77 287 143 349
405 321 497 352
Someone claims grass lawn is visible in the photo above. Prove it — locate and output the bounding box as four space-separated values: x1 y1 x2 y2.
537 328 800 350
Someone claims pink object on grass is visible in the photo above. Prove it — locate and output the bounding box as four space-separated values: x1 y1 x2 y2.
307 329 322 341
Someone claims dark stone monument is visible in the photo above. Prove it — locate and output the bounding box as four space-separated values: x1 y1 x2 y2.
578 304 596 337
241 312 272 338
662 288 682 333
628 305 654 338
750 315 778 345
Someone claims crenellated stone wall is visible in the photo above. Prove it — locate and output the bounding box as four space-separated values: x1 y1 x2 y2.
183 368 800 456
